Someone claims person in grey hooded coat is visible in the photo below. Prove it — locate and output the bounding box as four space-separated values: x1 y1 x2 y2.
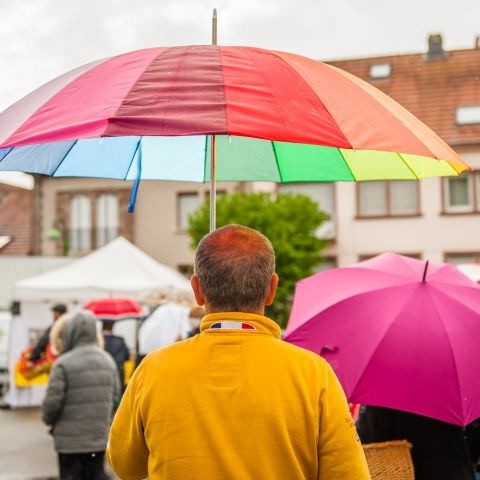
42 311 119 480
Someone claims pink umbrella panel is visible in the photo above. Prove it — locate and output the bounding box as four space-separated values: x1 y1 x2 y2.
285 253 480 426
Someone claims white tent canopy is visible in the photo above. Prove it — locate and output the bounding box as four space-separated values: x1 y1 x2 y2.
15 237 191 301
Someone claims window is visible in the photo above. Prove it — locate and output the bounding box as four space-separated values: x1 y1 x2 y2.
278 183 335 239
443 173 480 213
314 257 337 272
97 194 119 247
177 193 200 231
70 195 91 252
456 106 480 125
369 63 391 80
357 181 419 217
359 253 421 262
445 253 480 265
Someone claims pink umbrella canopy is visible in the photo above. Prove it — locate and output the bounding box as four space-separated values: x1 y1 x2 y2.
285 253 480 426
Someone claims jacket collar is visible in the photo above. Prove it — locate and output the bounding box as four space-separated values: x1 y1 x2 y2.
200 312 281 339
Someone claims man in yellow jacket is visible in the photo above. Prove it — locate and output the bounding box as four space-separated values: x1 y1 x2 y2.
107 225 370 479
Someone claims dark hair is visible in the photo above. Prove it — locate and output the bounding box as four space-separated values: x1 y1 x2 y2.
194 225 275 312
51 303 67 314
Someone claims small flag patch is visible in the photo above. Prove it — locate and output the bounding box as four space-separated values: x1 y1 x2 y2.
210 321 256 330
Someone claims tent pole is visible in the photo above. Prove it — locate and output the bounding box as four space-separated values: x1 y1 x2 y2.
209 134 217 232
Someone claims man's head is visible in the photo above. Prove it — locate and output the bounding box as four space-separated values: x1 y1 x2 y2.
191 225 279 314
102 319 114 333
51 303 67 321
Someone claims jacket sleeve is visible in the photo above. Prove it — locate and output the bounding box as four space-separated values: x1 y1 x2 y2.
121 338 130 363
357 406 394 444
317 362 371 480
107 363 149 480
42 362 66 426
29 326 51 361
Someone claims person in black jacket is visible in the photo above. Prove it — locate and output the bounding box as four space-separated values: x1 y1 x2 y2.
102 320 130 388
357 405 475 480
29 304 67 362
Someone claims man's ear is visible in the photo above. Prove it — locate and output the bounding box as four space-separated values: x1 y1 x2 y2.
191 275 205 306
264 273 279 306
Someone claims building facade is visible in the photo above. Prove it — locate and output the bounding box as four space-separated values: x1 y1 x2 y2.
37 35 480 272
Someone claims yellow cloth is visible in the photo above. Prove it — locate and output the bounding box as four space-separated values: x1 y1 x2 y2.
107 312 370 480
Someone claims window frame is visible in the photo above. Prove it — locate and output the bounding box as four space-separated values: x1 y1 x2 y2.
358 253 422 262
176 191 201 232
96 193 120 247
315 256 338 272
356 180 421 219
369 63 392 80
444 252 480 265
56 189 129 256
456 106 480 126
441 172 480 215
276 182 337 241
69 194 92 254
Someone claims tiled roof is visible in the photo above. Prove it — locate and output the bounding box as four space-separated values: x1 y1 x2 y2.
328 47 480 146
0 183 33 255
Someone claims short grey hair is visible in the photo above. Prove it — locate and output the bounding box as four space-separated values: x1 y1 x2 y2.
194 225 276 312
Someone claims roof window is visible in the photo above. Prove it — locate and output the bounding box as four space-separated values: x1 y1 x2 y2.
369 63 391 79
0 236 11 250
456 106 480 125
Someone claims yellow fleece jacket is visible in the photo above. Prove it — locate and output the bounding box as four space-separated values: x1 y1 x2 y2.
107 312 370 480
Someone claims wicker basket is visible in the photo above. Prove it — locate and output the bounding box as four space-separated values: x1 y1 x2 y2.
363 440 415 480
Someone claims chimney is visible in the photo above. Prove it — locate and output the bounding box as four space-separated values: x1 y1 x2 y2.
427 33 445 59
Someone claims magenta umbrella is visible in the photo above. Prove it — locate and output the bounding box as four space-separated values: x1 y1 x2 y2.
284 253 480 426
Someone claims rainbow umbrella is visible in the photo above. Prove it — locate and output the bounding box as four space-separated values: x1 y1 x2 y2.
0 46 470 228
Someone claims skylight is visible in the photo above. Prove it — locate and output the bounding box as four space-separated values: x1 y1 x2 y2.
369 63 391 80
456 106 480 125
0 236 11 250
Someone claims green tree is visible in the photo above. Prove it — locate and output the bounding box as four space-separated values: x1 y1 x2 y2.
187 192 328 327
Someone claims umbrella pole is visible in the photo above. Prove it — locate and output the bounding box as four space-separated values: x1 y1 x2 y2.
209 10 218 233
209 134 217 232
212 8 218 46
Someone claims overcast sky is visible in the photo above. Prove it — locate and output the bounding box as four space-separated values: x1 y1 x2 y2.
0 0 479 186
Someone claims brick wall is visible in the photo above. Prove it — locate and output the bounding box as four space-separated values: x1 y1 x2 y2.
0 184 33 255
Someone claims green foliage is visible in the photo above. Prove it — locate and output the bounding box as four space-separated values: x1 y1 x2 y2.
187 192 329 327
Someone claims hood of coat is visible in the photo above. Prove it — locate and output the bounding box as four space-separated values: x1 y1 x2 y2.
62 311 99 352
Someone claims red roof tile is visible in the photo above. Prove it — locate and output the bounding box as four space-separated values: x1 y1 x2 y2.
328 48 480 146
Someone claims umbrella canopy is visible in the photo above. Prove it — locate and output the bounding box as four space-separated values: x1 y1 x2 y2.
0 45 469 182
84 297 143 319
285 253 480 426
457 263 480 284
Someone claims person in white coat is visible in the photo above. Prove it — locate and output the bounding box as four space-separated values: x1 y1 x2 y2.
137 303 190 364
